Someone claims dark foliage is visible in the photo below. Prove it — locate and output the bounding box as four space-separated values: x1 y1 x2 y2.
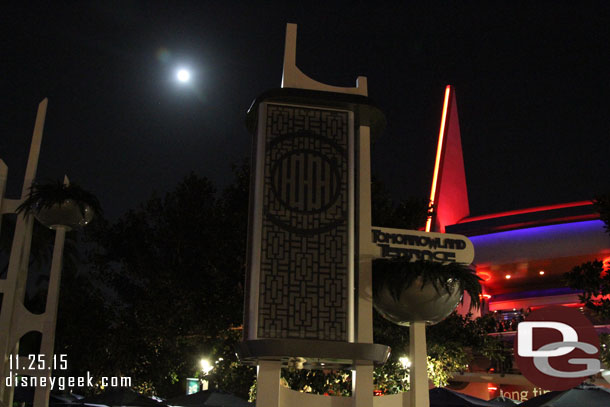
564 260 610 318
200 330 256 400
86 165 250 396
53 260 117 387
594 193 610 234
1 214 77 279
427 312 510 373
564 195 610 318
371 177 428 230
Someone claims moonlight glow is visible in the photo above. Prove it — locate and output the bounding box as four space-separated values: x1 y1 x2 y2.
176 69 191 83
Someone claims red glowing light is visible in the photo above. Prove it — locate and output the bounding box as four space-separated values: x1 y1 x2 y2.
477 271 492 281
539 270 545 276
530 303 584 310
488 385 498 391
457 201 593 223
505 274 511 279
464 214 599 234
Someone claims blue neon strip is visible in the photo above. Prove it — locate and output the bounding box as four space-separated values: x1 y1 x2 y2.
470 220 606 246
490 287 582 301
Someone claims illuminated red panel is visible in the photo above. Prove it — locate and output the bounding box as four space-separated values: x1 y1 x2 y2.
458 201 592 223
478 214 599 234
426 85 470 232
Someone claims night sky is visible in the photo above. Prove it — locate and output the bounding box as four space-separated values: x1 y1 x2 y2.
3 2 610 219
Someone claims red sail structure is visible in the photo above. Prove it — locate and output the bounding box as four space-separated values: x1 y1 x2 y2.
426 85 470 233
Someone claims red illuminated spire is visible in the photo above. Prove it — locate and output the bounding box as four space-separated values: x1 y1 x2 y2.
425 85 470 232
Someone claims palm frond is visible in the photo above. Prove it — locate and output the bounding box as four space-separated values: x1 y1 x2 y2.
372 259 482 309
16 180 102 218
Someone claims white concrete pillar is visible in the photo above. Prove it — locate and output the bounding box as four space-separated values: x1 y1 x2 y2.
352 125 375 407
353 364 374 407
409 322 429 407
257 360 282 407
0 99 55 407
34 225 66 407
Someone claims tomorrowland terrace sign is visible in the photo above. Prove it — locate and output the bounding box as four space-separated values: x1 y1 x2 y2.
371 226 475 264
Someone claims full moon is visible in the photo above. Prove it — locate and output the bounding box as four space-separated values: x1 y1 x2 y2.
176 69 191 83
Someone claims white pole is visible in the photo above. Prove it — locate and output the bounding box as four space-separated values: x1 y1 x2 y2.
34 223 67 407
409 322 429 407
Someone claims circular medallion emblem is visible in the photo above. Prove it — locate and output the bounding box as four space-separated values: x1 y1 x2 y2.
270 149 340 214
265 130 347 235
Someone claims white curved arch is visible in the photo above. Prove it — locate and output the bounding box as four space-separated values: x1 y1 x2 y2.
281 24 368 97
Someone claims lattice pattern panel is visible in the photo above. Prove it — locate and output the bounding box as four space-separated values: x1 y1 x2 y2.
257 104 350 341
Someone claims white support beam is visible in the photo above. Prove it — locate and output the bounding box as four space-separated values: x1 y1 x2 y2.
352 125 375 407
0 99 47 407
1 199 22 214
21 98 47 198
257 361 282 407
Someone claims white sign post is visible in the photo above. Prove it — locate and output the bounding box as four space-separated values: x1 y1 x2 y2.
370 226 474 407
